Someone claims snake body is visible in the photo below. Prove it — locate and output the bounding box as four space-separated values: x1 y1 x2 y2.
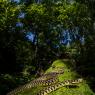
36 71 64 81
7 72 63 95
7 70 83 95
7 78 59 95
38 78 83 95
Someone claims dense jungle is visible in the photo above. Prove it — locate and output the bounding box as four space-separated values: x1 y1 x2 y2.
0 0 95 95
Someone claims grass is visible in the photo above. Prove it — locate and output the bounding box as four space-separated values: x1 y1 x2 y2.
16 59 95 95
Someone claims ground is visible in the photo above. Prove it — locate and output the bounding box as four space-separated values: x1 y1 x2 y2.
14 59 95 95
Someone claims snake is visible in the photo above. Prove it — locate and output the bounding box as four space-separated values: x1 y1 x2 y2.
38 78 83 95
7 71 64 95
7 70 83 95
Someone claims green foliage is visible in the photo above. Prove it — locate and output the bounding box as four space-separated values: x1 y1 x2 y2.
0 0 20 31
56 3 91 28
15 40 36 77
0 0 95 95
17 60 95 95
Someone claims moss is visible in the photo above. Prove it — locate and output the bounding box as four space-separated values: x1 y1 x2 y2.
46 59 95 95
16 59 95 95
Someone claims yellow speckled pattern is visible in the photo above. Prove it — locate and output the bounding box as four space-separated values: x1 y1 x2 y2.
37 78 83 95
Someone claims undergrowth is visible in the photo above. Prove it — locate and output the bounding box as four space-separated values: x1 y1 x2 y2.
14 59 95 95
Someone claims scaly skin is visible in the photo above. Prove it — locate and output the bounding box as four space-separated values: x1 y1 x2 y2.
38 78 83 95
7 72 63 95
